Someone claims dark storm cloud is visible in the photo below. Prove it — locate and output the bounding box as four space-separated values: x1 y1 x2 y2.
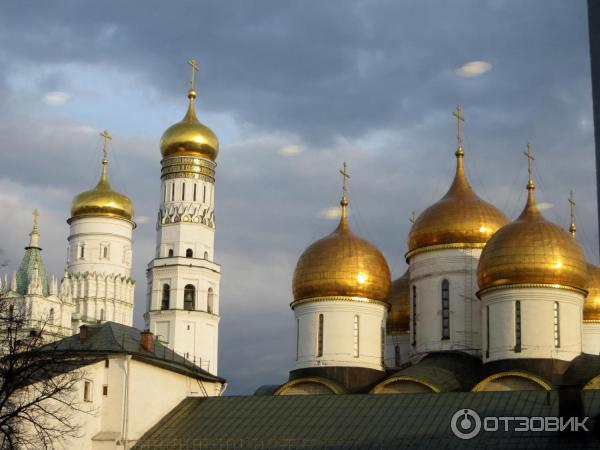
0 1 597 394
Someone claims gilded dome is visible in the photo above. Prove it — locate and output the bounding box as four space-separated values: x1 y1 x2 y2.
585 263 600 321
160 89 219 161
71 158 134 222
407 148 508 258
478 182 588 294
292 196 391 302
386 270 410 333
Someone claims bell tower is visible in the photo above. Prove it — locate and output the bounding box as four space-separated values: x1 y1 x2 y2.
145 59 221 375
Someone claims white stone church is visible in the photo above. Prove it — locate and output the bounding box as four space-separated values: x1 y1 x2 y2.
3 62 600 449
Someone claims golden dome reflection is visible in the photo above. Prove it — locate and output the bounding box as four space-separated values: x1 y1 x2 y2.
160 89 219 161
292 194 391 303
407 147 508 258
386 270 410 334
478 175 588 294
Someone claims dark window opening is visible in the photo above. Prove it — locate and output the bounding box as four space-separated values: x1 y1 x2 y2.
186 248 193 258
184 284 195 311
161 284 170 310
441 279 450 340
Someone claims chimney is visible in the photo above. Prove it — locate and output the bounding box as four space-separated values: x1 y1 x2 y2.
140 329 154 352
79 325 99 340
79 325 89 340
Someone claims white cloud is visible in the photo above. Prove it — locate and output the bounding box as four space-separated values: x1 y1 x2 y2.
278 145 303 156
42 91 69 105
455 61 492 78
537 202 554 211
318 206 350 219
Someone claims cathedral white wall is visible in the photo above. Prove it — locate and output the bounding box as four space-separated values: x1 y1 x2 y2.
54 356 222 449
294 300 387 372
67 216 135 327
582 322 600 355
67 217 134 277
409 248 482 355
384 333 411 369
481 287 583 363
147 309 219 374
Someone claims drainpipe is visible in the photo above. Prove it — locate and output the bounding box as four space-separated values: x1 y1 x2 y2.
121 355 132 449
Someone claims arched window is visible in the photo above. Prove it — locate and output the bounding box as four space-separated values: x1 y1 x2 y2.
184 284 195 311
317 314 324 357
203 251 209 260
171 183 175 201
80 244 85 259
103 246 108 259
49 308 55 324
554 302 560 348
486 305 490 358
161 284 170 310
381 324 385 365
186 248 193 258
203 185 207 203
441 279 450 340
296 319 299 361
168 249 174 257
207 288 214 313
353 315 359 358
193 183 197 202
412 285 417 346
515 301 522 353
100 308 105 321
182 182 185 201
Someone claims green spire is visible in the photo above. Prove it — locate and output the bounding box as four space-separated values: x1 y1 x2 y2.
16 210 49 296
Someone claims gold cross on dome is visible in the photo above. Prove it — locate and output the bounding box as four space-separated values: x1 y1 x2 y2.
569 189 576 222
100 130 112 161
452 104 465 148
523 143 534 182
187 58 199 91
339 161 350 195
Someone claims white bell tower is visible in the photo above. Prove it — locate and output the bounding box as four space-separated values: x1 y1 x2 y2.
145 59 221 375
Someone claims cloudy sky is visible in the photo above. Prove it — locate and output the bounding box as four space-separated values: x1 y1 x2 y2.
0 1 597 394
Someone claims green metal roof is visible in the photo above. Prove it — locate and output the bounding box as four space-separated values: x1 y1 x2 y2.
16 246 48 296
135 391 600 449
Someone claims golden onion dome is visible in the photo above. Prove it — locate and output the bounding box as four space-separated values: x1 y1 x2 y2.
407 147 508 258
70 156 134 222
292 195 391 303
386 270 410 334
478 178 588 294
585 263 600 322
160 89 219 161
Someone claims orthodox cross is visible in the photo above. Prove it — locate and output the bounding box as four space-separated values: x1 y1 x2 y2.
100 130 112 161
569 191 576 223
187 58 199 91
523 143 534 182
410 211 416 225
569 190 576 237
339 162 350 196
452 104 465 148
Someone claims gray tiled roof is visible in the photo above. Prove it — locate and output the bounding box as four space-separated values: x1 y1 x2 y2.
40 322 224 383
135 391 600 449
